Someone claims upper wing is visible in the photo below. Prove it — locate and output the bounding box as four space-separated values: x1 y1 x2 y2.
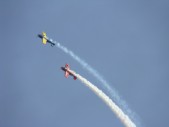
42 32 47 44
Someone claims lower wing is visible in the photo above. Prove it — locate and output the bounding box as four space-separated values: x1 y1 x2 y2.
65 71 70 78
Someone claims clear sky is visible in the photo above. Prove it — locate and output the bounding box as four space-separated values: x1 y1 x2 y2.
0 0 169 127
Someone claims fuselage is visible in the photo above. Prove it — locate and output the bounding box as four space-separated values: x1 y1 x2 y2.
61 67 74 76
38 34 55 46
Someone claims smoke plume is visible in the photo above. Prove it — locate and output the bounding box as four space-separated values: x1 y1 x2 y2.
69 69 136 127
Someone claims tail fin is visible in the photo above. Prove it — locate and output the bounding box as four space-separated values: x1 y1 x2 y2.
42 32 47 44
74 76 77 80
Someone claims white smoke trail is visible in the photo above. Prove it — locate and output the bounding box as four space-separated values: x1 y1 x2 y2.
69 69 136 127
55 42 138 119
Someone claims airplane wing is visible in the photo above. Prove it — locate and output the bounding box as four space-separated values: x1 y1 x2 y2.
65 71 70 78
42 32 47 44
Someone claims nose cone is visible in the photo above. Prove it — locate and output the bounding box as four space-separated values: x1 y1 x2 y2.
61 67 64 70
38 34 42 38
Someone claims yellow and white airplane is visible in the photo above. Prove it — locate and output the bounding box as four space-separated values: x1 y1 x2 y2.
38 32 55 46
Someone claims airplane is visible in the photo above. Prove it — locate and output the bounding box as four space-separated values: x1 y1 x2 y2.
61 64 77 80
38 32 55 47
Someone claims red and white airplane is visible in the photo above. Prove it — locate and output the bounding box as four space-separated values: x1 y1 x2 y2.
61 64 77 80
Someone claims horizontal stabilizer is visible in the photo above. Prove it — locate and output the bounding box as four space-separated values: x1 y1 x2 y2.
74 76 77 80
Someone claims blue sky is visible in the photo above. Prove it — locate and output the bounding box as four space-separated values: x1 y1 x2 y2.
0 0 169 127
